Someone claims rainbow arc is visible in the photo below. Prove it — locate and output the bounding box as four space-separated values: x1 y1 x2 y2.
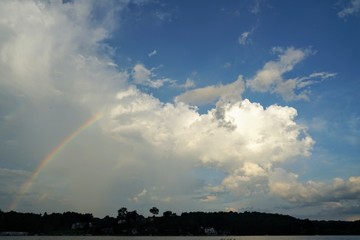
8 113 102 211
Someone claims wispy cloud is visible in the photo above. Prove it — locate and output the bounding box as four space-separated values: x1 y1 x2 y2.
154 9 173 22
239 25 257 46
247 47 336 101
184 78 196 88
238 31 252 45
338 0 360 18
132 189 147 203
132 63 175 88
200 195 218 202
250 0 261 15
223 62 231 68
148 49 157 57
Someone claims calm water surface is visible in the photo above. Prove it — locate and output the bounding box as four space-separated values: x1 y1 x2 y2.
0 236 358 240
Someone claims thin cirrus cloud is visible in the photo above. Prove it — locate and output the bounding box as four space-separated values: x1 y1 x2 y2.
0 0 359 220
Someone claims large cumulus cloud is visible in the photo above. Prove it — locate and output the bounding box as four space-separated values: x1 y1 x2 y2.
108 84 315 205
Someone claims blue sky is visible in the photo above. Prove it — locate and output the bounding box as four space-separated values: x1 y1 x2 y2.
0 0 360 220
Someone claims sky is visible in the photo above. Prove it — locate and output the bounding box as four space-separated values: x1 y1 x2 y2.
0 0 360 221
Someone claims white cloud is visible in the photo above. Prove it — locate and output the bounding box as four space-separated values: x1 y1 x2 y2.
173 77 196 89
338 0 360 18
239 26 257 46
200 195 218 202
110 86 315 203
248 47 309 92
306 72 337 80
148 49 157 57
132 189 147 203
0 0 127 106
241 162 268 177
269 168 360 204
238 31 252 45
268 168 323 203
184 78 196 88
132 63 152 84
175 75 245 105
247 47 336 101
225 207 237 212
131 63 175 88
199 99 314 196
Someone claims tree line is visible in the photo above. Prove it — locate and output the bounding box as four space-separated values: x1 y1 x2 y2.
0 208 359 235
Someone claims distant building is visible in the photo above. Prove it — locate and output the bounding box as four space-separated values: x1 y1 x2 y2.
130 228 138 235
118 219 126 224
71 222 86 230
204 227 217 235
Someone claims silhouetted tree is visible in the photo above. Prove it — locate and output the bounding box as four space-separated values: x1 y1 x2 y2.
117 207 127 220
163 210 176 218
149 207 159 217
1 209 359 236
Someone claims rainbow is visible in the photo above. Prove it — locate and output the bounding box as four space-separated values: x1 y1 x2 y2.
7 113 102 211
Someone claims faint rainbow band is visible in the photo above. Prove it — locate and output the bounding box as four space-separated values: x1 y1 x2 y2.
7 113 102 211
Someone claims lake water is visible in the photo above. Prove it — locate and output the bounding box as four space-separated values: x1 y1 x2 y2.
0 236 358 240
